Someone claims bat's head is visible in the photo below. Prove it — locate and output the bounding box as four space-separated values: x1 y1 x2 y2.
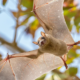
33 32 49 47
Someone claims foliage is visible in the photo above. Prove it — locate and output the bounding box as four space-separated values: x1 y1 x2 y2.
0 0 80 80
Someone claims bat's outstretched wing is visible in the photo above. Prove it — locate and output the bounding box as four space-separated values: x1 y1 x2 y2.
0 0 74 80
33 0 74 61
33 0 74 43
0 50 64 80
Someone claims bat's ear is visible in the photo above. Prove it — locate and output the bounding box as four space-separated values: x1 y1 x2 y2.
33 42 38 45
41 32 46 37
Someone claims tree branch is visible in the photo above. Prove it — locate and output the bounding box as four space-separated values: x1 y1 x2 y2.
13 0 22 45
0 37 26 52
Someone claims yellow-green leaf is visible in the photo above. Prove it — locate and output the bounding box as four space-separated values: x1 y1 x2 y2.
66 67 78 76
2 0 7 5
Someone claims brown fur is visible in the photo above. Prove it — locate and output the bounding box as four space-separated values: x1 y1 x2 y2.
34 32 68 56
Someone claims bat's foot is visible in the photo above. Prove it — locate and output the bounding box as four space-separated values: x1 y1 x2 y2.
64 61 68 69
60 57 68 69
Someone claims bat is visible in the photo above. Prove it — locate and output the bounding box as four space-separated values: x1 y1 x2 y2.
0 0 79 80
33 31 68 69
33 31 80 69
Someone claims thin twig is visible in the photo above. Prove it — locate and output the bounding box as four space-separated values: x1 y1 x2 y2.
13 0 22 45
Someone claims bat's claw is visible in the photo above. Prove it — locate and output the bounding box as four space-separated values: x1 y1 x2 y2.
0 53 12 73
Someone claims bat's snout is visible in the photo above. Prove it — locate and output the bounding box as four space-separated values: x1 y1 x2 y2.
40 40 45 46
41 41 44 45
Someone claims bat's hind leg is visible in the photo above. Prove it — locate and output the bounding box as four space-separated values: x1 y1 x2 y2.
60 57 68 69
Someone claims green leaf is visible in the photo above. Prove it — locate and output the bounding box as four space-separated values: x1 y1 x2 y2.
66 57 74 64
74 16 80 26
64 8 77 18
30 19 39 30
68 25 73 31
36 74 46 80
68 49 78 58
65 18 70 28
21 0 33 8
66 67 78 76
76 25 80 33
58 74 67 79
64 16 73 31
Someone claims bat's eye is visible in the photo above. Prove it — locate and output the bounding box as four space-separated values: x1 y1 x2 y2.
41 37 45 39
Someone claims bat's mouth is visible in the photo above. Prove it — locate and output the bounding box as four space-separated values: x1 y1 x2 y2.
39 37 46 46
40 39 46 46
41 41 44 45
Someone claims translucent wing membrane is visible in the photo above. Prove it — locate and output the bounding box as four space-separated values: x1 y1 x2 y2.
33 0 74 43
0 51 64 80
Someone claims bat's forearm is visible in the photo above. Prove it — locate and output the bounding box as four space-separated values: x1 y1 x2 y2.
4 50 42 61
7 54 38 60
33 4 52 32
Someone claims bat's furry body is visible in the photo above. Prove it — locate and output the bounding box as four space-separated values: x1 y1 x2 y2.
37 33 68 56
33 32 69 69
